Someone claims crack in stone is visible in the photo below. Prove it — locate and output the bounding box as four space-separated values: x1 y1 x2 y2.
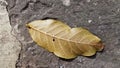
6 0 17 10
6 5 22 68
0 0 21 68
9 18 23 68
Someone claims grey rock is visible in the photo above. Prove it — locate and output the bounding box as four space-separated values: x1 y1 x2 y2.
6 0 120 68
0 0 21 68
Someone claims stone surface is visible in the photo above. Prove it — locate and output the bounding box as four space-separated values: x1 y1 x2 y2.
6 0 120 68
0 0 21 68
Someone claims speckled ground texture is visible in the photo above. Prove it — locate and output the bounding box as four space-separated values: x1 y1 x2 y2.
6 0 120 68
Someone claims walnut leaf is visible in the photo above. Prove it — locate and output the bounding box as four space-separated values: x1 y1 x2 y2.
26 19 104 59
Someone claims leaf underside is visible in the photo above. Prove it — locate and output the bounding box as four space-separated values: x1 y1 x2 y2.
26 19 104 59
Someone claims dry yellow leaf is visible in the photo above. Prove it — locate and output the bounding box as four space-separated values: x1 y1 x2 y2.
26 19 104 59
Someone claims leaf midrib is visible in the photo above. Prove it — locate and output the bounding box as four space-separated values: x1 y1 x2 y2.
29 26 96 46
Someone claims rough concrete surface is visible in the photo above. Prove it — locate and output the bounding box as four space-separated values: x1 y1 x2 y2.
6 0 120 68
0 0 21 68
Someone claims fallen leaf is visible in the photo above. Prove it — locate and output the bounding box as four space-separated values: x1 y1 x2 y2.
26 19 104 59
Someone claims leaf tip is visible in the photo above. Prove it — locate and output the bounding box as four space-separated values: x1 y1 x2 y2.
93 41 104 51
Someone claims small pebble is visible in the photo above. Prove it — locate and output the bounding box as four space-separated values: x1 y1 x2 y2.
88 20 92 23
